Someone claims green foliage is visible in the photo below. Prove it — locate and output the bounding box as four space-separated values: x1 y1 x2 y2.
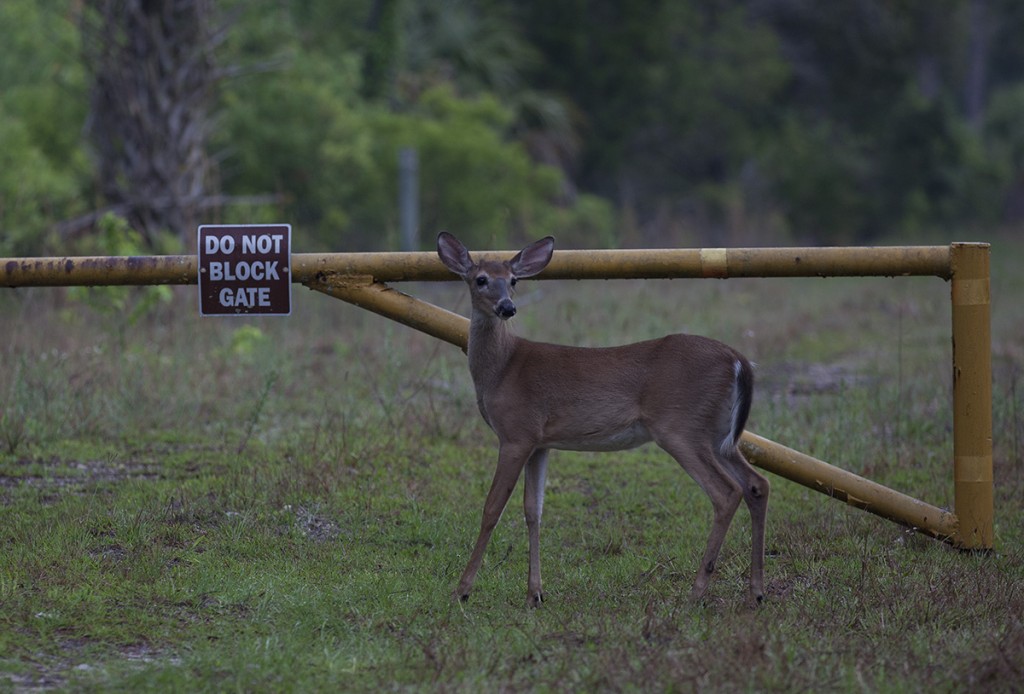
6 0 1024 253
213 0 613 251
533 193 618 249
336 85 564 249
67 214 173 338
0 0 87 162
874 89 1006 234
764 118 874 243
0 108 78 255
0 0 89 255
219 40 575 250
217 48 365 237
986 84 1024 179
518 0 790 235
226 325 268 360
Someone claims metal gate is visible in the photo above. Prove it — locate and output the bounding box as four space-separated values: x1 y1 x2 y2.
2 242 993 549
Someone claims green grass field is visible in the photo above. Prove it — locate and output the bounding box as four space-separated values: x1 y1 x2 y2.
2 236 1022 692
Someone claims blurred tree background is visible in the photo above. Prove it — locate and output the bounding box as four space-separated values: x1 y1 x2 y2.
2 0 1023 253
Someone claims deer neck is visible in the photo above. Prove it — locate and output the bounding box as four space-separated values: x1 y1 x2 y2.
466 307 519 391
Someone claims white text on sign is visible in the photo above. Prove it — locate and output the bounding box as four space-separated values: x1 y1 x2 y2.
198 224 291 316
219 286 272 308
204 233 287 255
207 260 280 282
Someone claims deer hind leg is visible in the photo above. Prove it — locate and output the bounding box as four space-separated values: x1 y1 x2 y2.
655 436 743 601
523 448 550 608
454 442 533 604
717 446 770 606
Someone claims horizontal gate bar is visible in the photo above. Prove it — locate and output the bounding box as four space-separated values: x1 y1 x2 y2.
2 245 955 288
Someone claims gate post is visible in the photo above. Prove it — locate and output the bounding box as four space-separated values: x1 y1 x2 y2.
950 242 993 549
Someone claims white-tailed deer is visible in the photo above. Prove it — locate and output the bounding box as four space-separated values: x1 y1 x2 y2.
437 232 769 608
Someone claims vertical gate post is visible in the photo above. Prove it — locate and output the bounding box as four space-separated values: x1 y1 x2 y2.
950 242 993 549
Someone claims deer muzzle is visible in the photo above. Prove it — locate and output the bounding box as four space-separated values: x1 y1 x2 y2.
495 298 517 319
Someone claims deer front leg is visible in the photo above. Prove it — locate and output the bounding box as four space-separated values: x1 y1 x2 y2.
524 449 550 608
454 443 533 604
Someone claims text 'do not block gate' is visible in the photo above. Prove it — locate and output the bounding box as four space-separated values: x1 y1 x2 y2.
198 224 291 316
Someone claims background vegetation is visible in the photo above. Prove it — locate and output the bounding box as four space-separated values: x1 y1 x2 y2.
3 0 1024 255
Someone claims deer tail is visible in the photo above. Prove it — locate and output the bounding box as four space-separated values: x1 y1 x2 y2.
720 357 754 455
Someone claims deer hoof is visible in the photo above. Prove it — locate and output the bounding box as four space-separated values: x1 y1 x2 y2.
527 591 544 608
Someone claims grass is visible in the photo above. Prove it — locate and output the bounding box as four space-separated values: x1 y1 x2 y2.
1 234 1023 691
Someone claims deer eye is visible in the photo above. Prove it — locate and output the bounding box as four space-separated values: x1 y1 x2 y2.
510 277 518 287
475 276 488 287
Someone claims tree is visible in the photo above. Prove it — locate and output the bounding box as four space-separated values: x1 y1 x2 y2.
80 0 224 246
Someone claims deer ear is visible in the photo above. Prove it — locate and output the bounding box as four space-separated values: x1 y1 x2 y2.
437 232 474 276
509 236 554 278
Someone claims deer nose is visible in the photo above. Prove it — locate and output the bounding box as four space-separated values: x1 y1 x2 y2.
495 298 517 319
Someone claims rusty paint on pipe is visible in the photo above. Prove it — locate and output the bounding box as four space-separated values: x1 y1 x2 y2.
3 245 955 287
2 255 197 287
950 243 994 550
739 432 959 541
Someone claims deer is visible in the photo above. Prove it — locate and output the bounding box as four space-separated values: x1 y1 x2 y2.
436 231 769 608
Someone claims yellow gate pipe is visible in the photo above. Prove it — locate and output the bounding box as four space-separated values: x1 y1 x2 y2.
1 242 993 549
950 243 994 549
303 245 952 280
3 245 953 287
739 433 958 540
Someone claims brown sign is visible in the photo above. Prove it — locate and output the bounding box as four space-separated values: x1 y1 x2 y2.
198 225 291 315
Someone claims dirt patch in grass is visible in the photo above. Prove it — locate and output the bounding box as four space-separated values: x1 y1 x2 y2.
0 456 161 490
2 640 182 693
0 441 224 497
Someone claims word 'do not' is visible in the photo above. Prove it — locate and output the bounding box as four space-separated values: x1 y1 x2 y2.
198 224 291 316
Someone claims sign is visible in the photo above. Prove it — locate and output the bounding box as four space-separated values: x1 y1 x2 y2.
198 224 291 315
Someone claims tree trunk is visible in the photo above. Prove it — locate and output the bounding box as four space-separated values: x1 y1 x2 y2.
82 0 223 245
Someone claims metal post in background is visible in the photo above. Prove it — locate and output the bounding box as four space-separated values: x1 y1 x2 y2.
398 147 419 251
